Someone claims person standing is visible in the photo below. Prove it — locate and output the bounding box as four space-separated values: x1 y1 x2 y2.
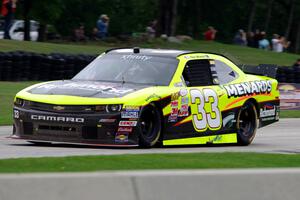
204 26 217 41
96 14 109 39
1 0 17 39
258 32 270 50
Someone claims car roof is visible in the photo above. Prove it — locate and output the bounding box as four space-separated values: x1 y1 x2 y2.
105 48 232 60
106 48 192 58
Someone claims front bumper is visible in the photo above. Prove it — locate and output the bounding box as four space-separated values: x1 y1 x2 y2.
12 106 139 146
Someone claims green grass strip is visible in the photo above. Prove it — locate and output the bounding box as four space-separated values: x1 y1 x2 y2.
0 153 300 173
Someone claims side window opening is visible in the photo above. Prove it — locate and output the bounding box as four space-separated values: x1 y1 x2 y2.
182 59 214 87
215 60 238 84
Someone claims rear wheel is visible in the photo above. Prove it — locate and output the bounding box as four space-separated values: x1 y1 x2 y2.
138 104 162 148
236 102 258 145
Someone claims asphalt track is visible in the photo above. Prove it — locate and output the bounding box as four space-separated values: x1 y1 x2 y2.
0 119 299 159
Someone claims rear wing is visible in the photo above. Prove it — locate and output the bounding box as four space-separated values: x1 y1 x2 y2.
237 64 278 78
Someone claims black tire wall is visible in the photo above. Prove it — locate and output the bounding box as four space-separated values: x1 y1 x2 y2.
0 51 97 81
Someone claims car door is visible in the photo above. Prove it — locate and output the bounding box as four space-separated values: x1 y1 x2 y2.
164 58 227 140
183 59 224 134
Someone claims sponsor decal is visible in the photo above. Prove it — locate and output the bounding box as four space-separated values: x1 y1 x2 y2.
121 111 139 119
179 89 188 97
178 90 189 117
174 82 184 87
13 110 19 119
224 80 272 98
31 115 84 123
118 127 133 132
260 104 276 118
119 121 138 127
168 115 178 123
36 82 133 95
181 96 189 104
115 132 129 143
171 107 178 116
124 106 140 111
171 92 180 101
171 100 178 107
99 119 116 123
121 55 152 61
178 104 189 117
184 55 209 60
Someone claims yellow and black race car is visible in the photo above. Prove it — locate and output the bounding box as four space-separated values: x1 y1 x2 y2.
12 48 280 147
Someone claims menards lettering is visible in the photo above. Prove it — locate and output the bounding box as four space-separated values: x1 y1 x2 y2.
224 80 272 98
31 115 84 123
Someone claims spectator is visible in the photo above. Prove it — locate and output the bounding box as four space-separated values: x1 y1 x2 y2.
1 0 17 39
253 29 261 48
91 27 98 40
96 14 109 39
204 26 217 41
146 20 157 39
233 29 247 46
73 24 87 42
258 32 270 50
281 36 291 52
272 34 282 52
271 34 290 53
246 32 256 48
293 59 300 68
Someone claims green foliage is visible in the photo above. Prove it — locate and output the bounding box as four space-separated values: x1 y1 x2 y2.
54 0 158 36
30 0 63 24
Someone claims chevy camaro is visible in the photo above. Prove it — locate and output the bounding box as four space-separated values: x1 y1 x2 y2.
12 48 280 147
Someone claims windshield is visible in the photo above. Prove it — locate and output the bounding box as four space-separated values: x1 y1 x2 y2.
73 54 178 86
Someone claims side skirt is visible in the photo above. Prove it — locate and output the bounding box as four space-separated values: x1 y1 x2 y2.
163 133 237 146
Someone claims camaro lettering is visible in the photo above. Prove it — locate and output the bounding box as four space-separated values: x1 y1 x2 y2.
31 115 84 123
224 80 272 98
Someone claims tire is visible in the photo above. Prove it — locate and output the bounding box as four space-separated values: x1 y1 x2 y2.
236 101 258 146
138 104 162 148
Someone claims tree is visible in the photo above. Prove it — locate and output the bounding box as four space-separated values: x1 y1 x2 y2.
285 0 295 39
264 0 274 32
247 0 257 32
30 0 63 41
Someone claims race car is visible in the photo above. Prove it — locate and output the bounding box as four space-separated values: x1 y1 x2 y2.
12 48 280 147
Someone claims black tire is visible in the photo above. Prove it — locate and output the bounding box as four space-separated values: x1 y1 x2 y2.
138 104 162 148
236 102 258 146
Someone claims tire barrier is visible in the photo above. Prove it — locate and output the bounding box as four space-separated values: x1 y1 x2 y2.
276 66 300 84
0 52 299 82
0 51 97 81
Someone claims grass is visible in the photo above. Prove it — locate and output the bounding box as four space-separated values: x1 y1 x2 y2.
0 39 299 65
0 153 300 173
0 81 298 125
0 82 38 125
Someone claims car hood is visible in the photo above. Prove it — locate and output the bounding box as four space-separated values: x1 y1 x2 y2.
27 80 151 98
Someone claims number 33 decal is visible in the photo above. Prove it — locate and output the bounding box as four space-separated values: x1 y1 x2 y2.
190 88 222 132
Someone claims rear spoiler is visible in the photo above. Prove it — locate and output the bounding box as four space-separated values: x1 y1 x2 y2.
237 64 278 78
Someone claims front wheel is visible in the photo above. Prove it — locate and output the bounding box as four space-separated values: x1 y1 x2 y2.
138 104 162 148
236 102 258 145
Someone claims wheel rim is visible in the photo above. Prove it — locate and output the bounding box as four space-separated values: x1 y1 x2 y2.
140 108 158 141
238 105 256 137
